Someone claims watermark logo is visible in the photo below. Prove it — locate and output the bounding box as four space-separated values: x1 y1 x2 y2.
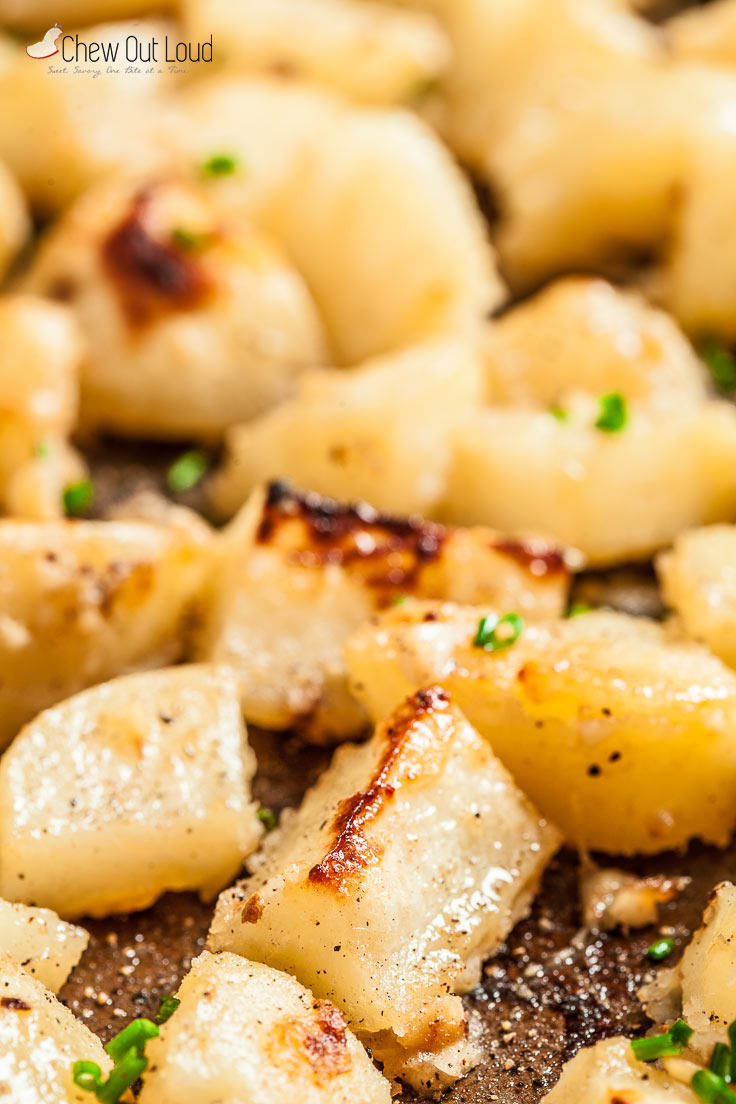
26 24 62 59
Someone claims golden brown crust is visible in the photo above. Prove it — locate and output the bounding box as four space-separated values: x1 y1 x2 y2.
307 686 455 893
492 537 568 579
102 189 212 328
272 999 353 1086
241 892 264 925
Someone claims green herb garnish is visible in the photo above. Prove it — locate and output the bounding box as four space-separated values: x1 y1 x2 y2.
166 450 208 493
595 392 628 433
156 995 180 1024
711 1043 731 1080
104 1018 159 1064
201 152 238 177
647 937 675 962
692 1068 736 1102
73 1017 159 1102
34 440 50 459
631 1019 693 1061
473 612 524 652
63 479 93 516
701 338 736 395
565 601 592 618
257 807 277 833
170 226 210 252
550 406 569 423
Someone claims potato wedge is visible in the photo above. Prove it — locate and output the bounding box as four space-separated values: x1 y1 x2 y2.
23 177 328 441
0 516 211 749
198 481 571 742
175 78 502 365
209 686 560 1091
0 953 110 1102
138 951 391 1104
345 606 736 854
658 526 736 668
211 337 481 519
442 279 736 565
183 0 449 106
0 900 87 993
541 1036 697 1102
0 665 261 918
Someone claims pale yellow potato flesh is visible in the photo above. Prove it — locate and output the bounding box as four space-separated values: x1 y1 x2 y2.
183 0 449 106
0 665 262 918
139 951 391 1104
0 899 88 993
667 0 736 67
0 953 111 1103
345 606 736 854
677 881 736 1059
0 160 29 279
0 296 86 521
211 337 482 520
541 1036 697 1103
658 526 736 669
0 516 211 749
209 687 559 1091
174 78 502 366
23 176 328 441
198 482 570 742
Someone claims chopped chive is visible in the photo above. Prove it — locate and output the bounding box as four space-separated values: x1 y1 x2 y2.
550 406 569 423
156 995 180 1024
670 1019 694 1047
72 1060 103 1092
728 1020 736 1082
392 595 408 607
63 479 93 517
711 1043 731 1081
631 1021 692 1062
201 152 238 177
700 338 736 395
647 937 676 962
104 1018 159 1064
257 807 277 833
96 1048 148 1104
565 602 592 618
692 1068 736 1102
473 612 524 653
170 226 210 252
33 440 50 459
595 392 628 433
166 449 208 493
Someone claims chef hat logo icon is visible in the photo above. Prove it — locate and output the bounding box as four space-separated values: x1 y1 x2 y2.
26 24 62 59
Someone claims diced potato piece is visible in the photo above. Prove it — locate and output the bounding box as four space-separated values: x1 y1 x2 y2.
0 516 211 749
183 0 449 106
198 482 571 742
442 279 736 566
0 23 172 213
580 865 686 932
23 178 328 441
345 606 736 854
0 665 261 918
0 900 87 993
0 953 110 1103
0 160 29 279
211 337 481 519
175 78 502 365
658 526 736 668
667 0 736 67
139 951 390 1104
541 1036 697 1102
676 881 736 1058
0 295 85 521
209 686 560 1091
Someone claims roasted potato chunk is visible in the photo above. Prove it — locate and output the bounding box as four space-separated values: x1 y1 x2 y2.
0 295 85 521
658 526 736 668
345 606 736 854
0 160 29 279
183 0 449 106
541 1036 697 1102
0 900 87 993
138 951 391 1104
0 665 261 918
198 481 571 742
211 337 481 519
0 953 110 1102
673 881 736 1059
23 177 328 441
0 516 211 748
209 686 560 1092
667 0 736 67
442 279 736 565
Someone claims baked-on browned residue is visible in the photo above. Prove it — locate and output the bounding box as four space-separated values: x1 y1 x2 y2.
102 189 212 327
241 892 264 925
308 686 456 893
257 481 446 600
276 999 352 1086
1 997 30 1011
493 537 568 580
